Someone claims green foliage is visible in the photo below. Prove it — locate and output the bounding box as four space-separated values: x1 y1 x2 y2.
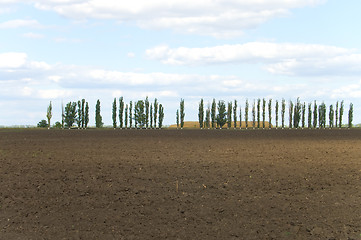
257 98 261 128
245 99 249 129
176 109 179 129
233 100 237 129
198 98 204 129
217 100 227 129
227 101 232 128
348 103 353 128
64 102 77 128
329 105 334 128
239 104 242 129
179 98 184 129
119 97 124 128
81 99 85 128
313 101 318 128
205 106 211 129
77 100 81 128
158 104 164 129
150 105 153 129
85 102 89 129
262 98 266 129
54 121 62 129
308 103 312 128
335 101 339 128
61 102 64 129
339 100 344 128
154 99 158 128
37 119 48 128
211 99 216 129
95 99 103 128
134 100 146 128
301 102 306 128
129 101 133 128
252 100 256 129
46 101 52 129
289 100 293 128
125 104 128 128
293 98 301 128
145 96 149 128
112 98 117 128
268 99 272 129
275 100 279 128
281 99 285 129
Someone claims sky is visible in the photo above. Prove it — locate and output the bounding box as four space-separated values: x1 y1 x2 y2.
0 0 360 126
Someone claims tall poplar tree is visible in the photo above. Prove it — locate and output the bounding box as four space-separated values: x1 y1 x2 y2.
61 101 64 129
112 98 117 129
198 98 204 129
289 100 294 129
313 101 318 128
339 100 344 128
176 110 180 129
217 100 227 129
245 99 249 129
47 101 52 129
348 103 353 128
293 98 301 128
275 100 279 129
95 99 103 128
77 100 81 129
262 98 266 129
211 99 216 129
257 98 261 128
81 99 85 128
308 103 312 128
301 102 306 128
179 98 184 129
125 104 128 128
227 101 232 129
154 98 159 128
145 96 149 128
150 105 153 129
252 100 256 129
329 105 334 128
134 100 145 128
85 101 89 129
233 100 237 129
239 105 242 129
129 101 133 128
64 102 77 128
119 97 124 128
335 101 339 128
281 99 285 129
268 99 272 129
158 104 164 129
205 105 211 129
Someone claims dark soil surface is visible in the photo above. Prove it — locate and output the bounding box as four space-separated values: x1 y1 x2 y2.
0 129 360 239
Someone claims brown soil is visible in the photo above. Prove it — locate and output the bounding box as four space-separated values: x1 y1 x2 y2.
0 129 360 239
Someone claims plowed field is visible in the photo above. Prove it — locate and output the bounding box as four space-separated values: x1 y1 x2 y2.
0 129 360 239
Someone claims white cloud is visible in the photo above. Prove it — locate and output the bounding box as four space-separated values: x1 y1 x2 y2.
23 32 44 39
146 42 361 76
0 19 41 28
127 52 135 58
0 52 27 68
26 0 325 37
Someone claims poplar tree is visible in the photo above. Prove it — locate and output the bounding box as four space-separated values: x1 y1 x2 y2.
262 98 266 129
335 101 339 128
119 97 124 128
245 99 249 129
154 98 159 128
281 99 285 129
233 100 237 129
293 98 301 128
289 100 294 129
217 100 227 129
179 98 184 129
211 99 216 129
134 100 145 128
198 98 204 129
205 105 211 129
145 96 149 128
227 101 232 129
308 103 312 128
81 99 85 128
64 102 77 128
348 103 353 128
129 101 133 128
275 100 279 129
85 102 89 129
61 101 64 129
95 99 103 128
320 102 326 128
268 99 272 129
301 102 306 128
313 101 318 128
150 105 153 129
257 98 261 128
239 105 242 129
339 100 344 128
329 105 334 128
158 104 164 129
176 110 179 129
112 98 117 129
77 100 81 129
46 101 52 129
125 104 128 128
252 100 256 129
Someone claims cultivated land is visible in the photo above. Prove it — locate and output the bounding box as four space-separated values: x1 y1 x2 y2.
0 129 360 239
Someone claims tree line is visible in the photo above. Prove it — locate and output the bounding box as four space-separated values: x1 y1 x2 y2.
40 97 165 129
189 98 354 129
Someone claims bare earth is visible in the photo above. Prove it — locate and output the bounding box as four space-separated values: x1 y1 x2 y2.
0 129 360 239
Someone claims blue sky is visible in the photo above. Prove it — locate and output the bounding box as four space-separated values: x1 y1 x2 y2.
0 0 360 126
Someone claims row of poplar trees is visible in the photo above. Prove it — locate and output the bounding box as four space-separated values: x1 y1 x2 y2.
191 98 354 129
112 97 165 129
